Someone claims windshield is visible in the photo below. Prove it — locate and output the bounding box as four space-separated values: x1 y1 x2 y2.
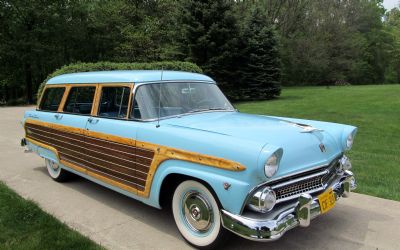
131 82 234 120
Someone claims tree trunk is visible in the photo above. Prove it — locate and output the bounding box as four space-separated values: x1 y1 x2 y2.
25 62 33 104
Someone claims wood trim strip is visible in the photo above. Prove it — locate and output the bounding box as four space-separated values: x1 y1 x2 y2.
58 85 71 112
91 84 101 116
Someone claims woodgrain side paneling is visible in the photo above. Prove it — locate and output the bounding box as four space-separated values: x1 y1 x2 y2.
25 118 246 198
26 122 152 191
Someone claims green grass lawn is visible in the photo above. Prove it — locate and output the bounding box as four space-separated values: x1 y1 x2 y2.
0 85 398 250
0 182 102 250
236 84 400 201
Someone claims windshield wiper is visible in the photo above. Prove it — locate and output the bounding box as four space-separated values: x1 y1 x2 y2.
187 108 231 113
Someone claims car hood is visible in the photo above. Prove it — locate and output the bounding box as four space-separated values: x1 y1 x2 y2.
163 111 348 178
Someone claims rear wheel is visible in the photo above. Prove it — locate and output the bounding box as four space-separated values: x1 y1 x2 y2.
45 159 72 182
172 180 227 249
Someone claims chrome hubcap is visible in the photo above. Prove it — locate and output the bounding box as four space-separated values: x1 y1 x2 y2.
50 161 59 170
182 191 213 233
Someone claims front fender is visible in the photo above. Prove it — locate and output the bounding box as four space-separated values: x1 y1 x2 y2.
149 159 251 214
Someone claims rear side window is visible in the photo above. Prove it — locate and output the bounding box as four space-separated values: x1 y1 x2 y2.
39 87 65 111
63 86 96 115
98 86 130 118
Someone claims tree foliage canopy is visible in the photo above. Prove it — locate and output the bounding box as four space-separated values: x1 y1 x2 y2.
0 0 399 104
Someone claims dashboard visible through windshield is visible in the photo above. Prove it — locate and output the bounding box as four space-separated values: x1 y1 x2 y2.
131 82 234 120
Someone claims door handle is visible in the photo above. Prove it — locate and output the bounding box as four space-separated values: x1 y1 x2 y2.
88 117 99 124
54 114 63 120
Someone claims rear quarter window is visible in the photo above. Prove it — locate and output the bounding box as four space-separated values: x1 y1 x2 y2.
39 87 66 111
63 86 96 115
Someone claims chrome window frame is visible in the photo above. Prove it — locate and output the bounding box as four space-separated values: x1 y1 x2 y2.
129 80 236 122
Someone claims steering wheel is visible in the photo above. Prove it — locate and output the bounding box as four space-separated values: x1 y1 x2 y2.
196 99 212 108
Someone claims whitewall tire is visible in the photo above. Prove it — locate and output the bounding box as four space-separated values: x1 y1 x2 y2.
172 180 227 249
45 159 71 182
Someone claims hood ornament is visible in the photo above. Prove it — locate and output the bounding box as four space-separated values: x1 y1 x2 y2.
300 126 324 133
284 121 324 133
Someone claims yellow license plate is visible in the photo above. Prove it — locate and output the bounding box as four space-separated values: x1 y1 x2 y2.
318 188 336 214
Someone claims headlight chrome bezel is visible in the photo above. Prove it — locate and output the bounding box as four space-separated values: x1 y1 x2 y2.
247 186 276 213
346 134 354 149
264 149 283 178
343 128 357 151
339 155 352 171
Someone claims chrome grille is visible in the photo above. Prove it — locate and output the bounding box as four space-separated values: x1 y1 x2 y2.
274 175 323 200
272 159 340 202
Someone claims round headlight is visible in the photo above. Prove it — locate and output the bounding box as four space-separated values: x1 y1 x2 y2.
339 155 352 171
264 153 279 177
346 134 354 149
259 187 276 212
248 187 276 213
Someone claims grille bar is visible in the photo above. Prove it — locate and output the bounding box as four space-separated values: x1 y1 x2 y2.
272 160 340 203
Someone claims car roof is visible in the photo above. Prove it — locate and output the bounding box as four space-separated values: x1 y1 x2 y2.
46 70 214 84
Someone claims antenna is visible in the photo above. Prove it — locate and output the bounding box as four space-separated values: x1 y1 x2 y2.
156 68 164 128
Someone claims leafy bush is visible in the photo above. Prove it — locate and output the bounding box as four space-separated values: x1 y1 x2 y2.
37 61 203 100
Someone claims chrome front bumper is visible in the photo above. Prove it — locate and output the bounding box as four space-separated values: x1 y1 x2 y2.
220 170 356 241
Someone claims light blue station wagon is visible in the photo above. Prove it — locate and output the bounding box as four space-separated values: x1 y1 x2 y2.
21 70 357 248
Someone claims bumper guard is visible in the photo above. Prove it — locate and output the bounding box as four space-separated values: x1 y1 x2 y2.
220 170 356 241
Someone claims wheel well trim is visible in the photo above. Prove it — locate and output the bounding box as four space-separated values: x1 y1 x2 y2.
150 160 250 214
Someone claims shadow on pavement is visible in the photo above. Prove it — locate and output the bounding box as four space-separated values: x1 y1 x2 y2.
33 165 387 250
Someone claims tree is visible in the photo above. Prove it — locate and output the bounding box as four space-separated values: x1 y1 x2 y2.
180 0 242 95
277 0 390 85
1 0 399 104
384 8 400 83
239 6 281 99
0 0 93 103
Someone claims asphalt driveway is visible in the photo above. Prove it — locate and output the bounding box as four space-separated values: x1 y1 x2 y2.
0 106 399 249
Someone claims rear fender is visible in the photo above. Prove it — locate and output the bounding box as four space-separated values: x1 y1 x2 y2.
26 141 59 164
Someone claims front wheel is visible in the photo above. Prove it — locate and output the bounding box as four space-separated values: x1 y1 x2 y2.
45 159 72 182
172 180 227 249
